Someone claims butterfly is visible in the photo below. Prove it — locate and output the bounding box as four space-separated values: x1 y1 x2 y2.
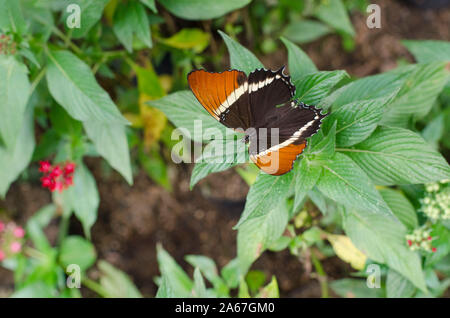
187 67 327 175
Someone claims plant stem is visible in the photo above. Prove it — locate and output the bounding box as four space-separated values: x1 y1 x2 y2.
23 246 46 260
29 66 47 96
57 211 71 246
82 277 109 298
51 26 83 55
310 251 329 298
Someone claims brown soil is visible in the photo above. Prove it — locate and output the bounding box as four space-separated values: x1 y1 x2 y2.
1 0 449 297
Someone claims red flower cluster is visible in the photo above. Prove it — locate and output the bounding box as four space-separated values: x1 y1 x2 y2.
39 161 76 192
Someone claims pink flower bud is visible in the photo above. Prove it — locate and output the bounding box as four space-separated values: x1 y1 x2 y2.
64 162 76 175
64 175 74 187
13 227 25 238
0 250 5 261
39 161 51 173
10 242 21 253
50 166 62 178
41 176 53 188
432 247 437 253
0 221 4 232
54 181 64 192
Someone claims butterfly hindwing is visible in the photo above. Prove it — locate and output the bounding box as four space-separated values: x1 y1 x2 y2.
249 102 327 175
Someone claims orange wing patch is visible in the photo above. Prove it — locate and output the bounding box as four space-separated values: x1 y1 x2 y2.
250 142 307 175
188 69 246 121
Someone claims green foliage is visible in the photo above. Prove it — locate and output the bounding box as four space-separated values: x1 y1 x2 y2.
0 0 449 300
97 261 142 298
59 236 96 271
0 104 35 198
159 0 252 20
0 55 30 149
113 1 152 52
154 33 450 297
59 163 100 237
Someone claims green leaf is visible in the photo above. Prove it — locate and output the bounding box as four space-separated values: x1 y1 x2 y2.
159 0 251 20
282 20 331 44
18 47 41 69
49 104 83 137
185 255 221 286
98 260 142 298
281 37 317 81
327 70 405 109
26 205 56 252
339 126 450 185
0 103 35 198
294 70 348 104
140 0 157 13
219 30 264 75
113 1 152 52
0 0 26 34
256 276 279 298
10 282 55 298
193 268 207 297
343 207 427 291
63 0 109 38
157 244 193 297
23 4 54 42
379 188 418 230
185 256 229 297
236 172 294 227
221 258 240 288
139 148 171 190
316 153 393 217
61 163 99 237
83 121 133 184
59 236 96 272
382 62 449 125
46 50 128 124
156 275 174 298
161 28 210 53
237 201 289 273
402 40 450 63
314 0 355 36
307 120 336 159
330 278 381 298
245 270 266 294
293 159 322 212
386 269 416 298
0 55 31 149
327 92 398 147
190 137 247 188
151 90 229 143
238 278 250 298
422 114 444 147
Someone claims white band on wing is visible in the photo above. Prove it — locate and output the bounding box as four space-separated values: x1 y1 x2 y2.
216 81 248 115
252 114 319 158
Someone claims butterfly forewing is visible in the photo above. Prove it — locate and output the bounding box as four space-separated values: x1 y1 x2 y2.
187 69 251 129
247 67 296 128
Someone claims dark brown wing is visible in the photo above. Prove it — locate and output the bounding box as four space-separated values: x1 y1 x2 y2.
247 67 296 128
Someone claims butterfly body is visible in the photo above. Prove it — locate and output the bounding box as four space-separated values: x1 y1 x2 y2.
188 67 327 175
